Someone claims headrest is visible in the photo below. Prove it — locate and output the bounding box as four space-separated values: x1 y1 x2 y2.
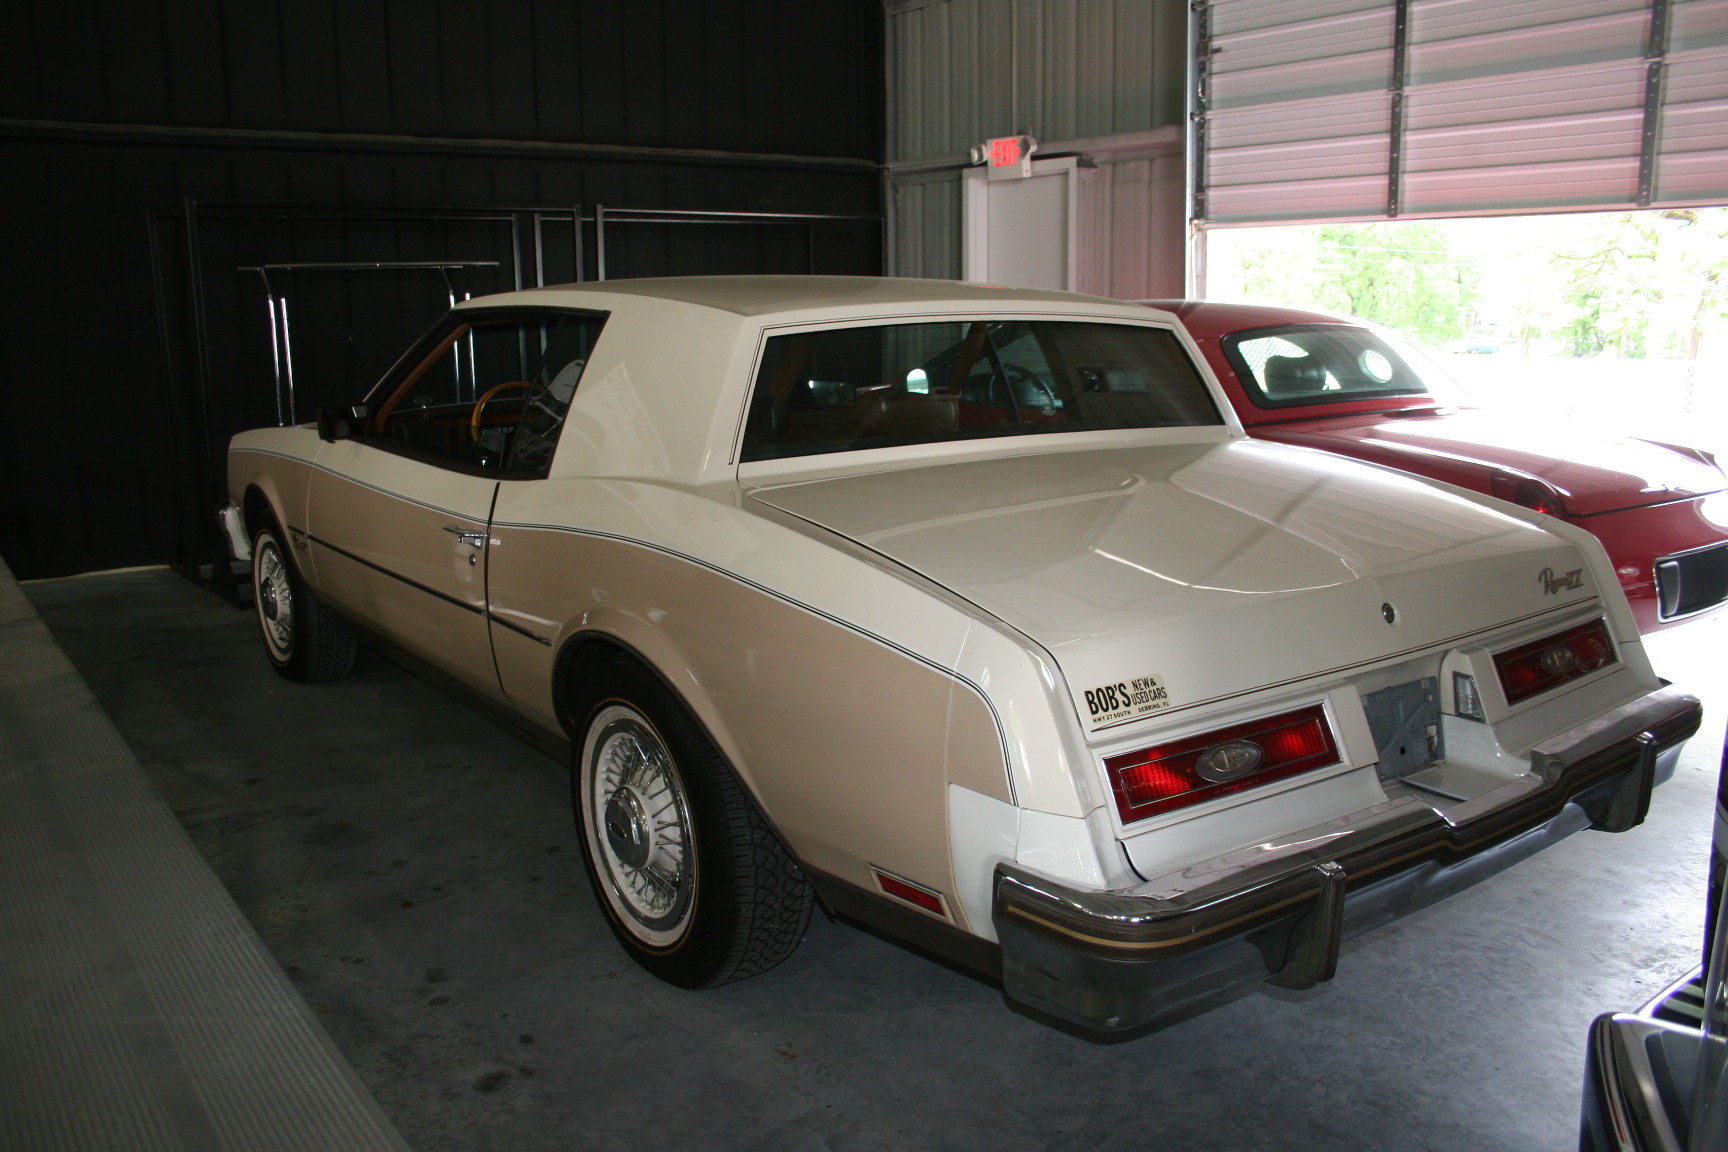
855 391 958 438
1261 355 1327 398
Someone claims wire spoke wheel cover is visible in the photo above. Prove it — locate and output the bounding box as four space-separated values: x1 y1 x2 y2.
569 655 814 988
245 515 356 683
581 704 697 947
253 534 296 665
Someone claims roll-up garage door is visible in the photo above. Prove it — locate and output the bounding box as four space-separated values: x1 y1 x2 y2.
1198 0 1728 224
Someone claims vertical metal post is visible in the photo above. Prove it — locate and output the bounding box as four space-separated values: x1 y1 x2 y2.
595 204 608 281
1638 0 1672 207
532 212 545 287
146 210 199 559
1388 0 1411 218
279 296 297 426
1189 1 1211 225
256 269 286 425
465 328 477 403
181 197 219 532
573 204 586 282
509 215 523 290
1187 1 1212 297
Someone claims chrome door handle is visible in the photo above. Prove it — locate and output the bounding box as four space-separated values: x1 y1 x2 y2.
443 526 487 548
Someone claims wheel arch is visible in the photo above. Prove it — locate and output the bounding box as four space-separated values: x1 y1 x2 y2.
241 483 277 539
227 437 316 557
552 630 636 740
554 629 748 786
551 627 818 889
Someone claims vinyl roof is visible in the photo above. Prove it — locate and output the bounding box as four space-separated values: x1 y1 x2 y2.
480 275 1155 318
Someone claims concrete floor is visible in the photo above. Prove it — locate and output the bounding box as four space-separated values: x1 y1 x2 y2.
25 568 1728 1152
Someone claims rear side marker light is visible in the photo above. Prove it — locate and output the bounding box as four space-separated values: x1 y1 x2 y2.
872 868 947 918
1493 618 1615 705
1105 704 1339 826
1491 471 1567 516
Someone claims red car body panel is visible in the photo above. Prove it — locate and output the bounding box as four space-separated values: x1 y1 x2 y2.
1147 299 1728 632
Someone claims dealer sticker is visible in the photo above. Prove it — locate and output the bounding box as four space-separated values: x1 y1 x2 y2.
1083 674 1171 729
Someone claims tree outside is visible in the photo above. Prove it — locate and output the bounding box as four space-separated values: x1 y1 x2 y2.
1551 209 1728 360
1233 221 1477 349
1204 208 1728 456
1209 207 1728 359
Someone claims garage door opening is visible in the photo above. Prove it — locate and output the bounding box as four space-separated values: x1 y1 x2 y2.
1201 208 1728 457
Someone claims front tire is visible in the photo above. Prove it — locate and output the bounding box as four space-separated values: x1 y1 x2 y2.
573 656 813 988
250 516 357 683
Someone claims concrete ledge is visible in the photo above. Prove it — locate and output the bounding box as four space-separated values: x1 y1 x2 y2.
0 556 411 1152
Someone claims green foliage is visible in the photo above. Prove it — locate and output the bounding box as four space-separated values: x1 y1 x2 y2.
1222 209 1728 359
1238 222 1476 348
1552 210 1728 359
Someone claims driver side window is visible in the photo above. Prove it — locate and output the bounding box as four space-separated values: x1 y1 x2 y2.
368 311 605 475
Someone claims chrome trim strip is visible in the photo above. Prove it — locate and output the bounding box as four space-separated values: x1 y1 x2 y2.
308 533 483 617
488 613 552 647
308 533 553 647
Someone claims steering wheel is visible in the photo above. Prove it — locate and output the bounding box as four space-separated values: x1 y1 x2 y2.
470 381 532 442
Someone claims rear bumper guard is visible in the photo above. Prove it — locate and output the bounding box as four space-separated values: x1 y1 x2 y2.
994 687 1702 1032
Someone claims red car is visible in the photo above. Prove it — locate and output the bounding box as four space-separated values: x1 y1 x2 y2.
1147 300 1728 633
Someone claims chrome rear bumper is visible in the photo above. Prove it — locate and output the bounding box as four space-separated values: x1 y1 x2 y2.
994 687 1702 1032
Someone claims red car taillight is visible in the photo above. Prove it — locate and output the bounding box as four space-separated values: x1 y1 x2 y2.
1104 704 1340 826
1490 471 1567 517
1493 618 1616 705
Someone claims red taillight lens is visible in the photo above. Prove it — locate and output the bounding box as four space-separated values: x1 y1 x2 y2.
1493 618 1616 705
1105 704 1340 826
1490 472 1567 516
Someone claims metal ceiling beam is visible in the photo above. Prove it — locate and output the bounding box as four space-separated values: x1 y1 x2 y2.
0 117 878 173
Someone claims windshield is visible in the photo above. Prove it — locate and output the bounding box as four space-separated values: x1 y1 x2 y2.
741 319 1221 461
1222 324 1437 410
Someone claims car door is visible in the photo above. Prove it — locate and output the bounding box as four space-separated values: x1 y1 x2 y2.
306 308 604 702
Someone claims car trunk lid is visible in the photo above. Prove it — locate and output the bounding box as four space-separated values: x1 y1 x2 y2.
747 440 1603 729
1253 410 1725 516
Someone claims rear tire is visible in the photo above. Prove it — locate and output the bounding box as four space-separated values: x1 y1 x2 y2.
250 515 357 683
572 655 813 988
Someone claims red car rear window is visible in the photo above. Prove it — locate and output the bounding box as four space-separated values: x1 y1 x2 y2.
1222 324 1434 410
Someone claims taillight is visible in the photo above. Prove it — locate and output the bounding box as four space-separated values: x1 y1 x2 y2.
1105 704 1339 825
1493 618 1615 705
1490 471 1567 516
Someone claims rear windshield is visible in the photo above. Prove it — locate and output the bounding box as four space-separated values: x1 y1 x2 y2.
741 319 1221 461
1222 324 1431 409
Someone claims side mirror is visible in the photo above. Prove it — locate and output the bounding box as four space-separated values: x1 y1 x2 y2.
317 404 370 442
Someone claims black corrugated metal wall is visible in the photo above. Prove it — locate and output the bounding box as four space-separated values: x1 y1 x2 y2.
0 1 884 579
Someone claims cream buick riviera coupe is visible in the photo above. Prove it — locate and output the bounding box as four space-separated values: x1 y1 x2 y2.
222 277 1701 1032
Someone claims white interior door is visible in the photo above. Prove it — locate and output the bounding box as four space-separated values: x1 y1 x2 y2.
963 157 1078 289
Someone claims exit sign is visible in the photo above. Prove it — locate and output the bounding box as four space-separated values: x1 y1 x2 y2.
971 134 1037 180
